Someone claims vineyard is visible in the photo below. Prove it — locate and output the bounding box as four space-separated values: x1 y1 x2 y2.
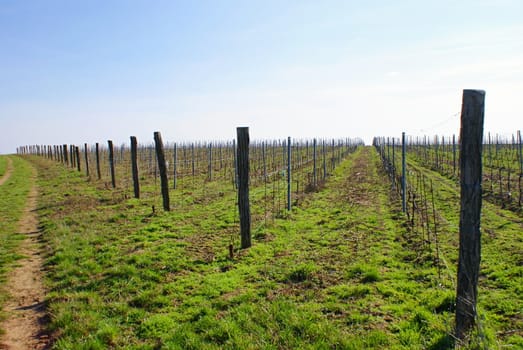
17 137 362 225
373 131 522 261
1 127 522 349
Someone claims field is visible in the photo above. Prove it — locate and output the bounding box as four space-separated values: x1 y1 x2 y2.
1 138 522 349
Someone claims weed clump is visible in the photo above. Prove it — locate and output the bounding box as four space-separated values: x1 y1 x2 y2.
287 263 316 283
138 314 176 340
347 264 381 283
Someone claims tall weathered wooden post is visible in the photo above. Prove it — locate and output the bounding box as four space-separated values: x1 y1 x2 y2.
455 89 485 341
70 145 75 168
130 136 140 199
84 143 90 177
108 140 116 188
63 144 68 166
75 146 81 172
95 143 101 180
237 127 251 249
154 131 170 211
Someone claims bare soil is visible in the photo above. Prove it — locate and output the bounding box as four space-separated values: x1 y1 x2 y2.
0 158 13 186
0 164 51 350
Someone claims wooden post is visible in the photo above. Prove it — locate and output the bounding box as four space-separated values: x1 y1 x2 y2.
455 89 485 341
154 131 170 211
402 132 407 213
287 136 292 211
84 143 90 177
75 146 81 172
95 142 101 180
130 136 140 199
70 146 74 165
63 144 68 166
108 140 116 188
73 145 77 168
237 127 251 249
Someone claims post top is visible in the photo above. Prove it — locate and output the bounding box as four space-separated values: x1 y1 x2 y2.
463 89 486 95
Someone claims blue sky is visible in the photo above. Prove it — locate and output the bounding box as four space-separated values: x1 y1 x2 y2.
1 0 522 154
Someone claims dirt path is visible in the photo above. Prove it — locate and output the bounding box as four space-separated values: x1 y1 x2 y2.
0 164 51 350
0 157 13 186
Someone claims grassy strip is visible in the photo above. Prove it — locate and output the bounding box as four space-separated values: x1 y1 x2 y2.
264 147 457 348
0 156 33 328
407 159 523 348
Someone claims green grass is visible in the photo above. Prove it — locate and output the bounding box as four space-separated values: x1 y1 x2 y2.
20 147 523 348
0 156 34 328
406 159 523 348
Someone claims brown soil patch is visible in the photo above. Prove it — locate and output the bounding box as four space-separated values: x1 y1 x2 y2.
0 158 13 186
341 147 379 206
0 165 51 350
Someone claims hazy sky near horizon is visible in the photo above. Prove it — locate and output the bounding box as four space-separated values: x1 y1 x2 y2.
1 0 522 154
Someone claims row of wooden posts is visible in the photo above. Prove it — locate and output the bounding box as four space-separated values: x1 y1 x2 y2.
18 142 106 183
17 128 297 249
18 136 359 210
115 130 251 248
135 128 299 250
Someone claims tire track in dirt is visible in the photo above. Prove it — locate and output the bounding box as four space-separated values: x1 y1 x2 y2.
336 147 386 258
0 157 13 186
0 163 51 350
